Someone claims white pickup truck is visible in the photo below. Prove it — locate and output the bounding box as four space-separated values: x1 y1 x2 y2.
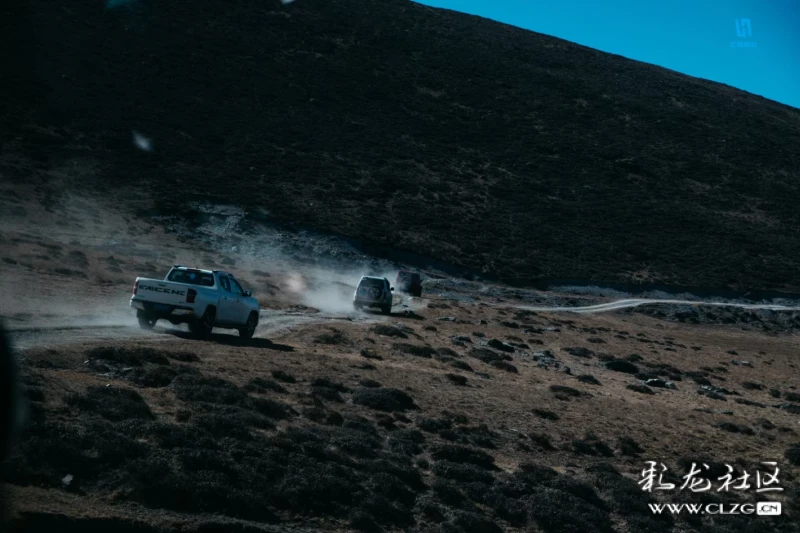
130 265 260 339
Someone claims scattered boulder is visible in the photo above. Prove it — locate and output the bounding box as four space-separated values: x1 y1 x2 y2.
360 348 383 360
695 408 734 415
65 386 154 422
577 375 601 386
449 360 474 372
469 348 511 364
774 403 800 414
571 432 614 457
487 339 515 353
529 350 570 372
352 388 418 412
549 385 584 398
446 374 468 386
564 347 595 358
734 398 766 408
311 378 350 393
271 370 296 383
618 436 643 456
532 409 559 421
627 384 654 395
246 378 287 394
717 422 754 435
489 360 518 373
372 325 409 338
605 359 639 374
685 372 712 386
756 418 776 430
437 347 460 358
392 343 437 358
528 432 555 450
697 388 727 401
785 445 800 466
699 385 738 396
430 444 495 469
644 378 676 390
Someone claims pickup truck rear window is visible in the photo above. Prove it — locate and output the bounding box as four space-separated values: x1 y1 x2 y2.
167 269 215 287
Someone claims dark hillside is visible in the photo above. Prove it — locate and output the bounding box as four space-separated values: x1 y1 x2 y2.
2 0 800 290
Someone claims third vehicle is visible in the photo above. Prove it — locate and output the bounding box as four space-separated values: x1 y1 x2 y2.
395 270 423 297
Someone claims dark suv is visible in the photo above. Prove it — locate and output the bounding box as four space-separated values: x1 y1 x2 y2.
395 270 422 297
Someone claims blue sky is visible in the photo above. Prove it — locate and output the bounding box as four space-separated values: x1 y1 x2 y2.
415 0 799 109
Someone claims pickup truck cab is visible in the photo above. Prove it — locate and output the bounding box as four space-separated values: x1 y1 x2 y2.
353 276 393 314
130 265 260 338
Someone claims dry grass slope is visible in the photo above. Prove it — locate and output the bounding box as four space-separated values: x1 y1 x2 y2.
2 0 800 292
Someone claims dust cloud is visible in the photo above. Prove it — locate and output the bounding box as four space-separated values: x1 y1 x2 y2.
1 190 419 329
281 267 402 315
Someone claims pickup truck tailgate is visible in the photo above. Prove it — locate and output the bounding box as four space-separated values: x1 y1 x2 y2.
135 278 193 307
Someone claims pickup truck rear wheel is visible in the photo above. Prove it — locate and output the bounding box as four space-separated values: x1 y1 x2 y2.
136 311 157 330
189 307 216 338
238 312 258 340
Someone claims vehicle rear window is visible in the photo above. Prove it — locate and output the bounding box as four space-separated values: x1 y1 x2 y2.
359 278 385 287
168 269 215 287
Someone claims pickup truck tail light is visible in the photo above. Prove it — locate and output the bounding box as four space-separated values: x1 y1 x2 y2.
133 281 138 295
187 288 197 304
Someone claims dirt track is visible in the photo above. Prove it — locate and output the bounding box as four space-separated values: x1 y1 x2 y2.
513 298 800 314
10 294 800 351
5 308 391 351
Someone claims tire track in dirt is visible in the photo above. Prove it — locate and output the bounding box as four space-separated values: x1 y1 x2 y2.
6 308 385 350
